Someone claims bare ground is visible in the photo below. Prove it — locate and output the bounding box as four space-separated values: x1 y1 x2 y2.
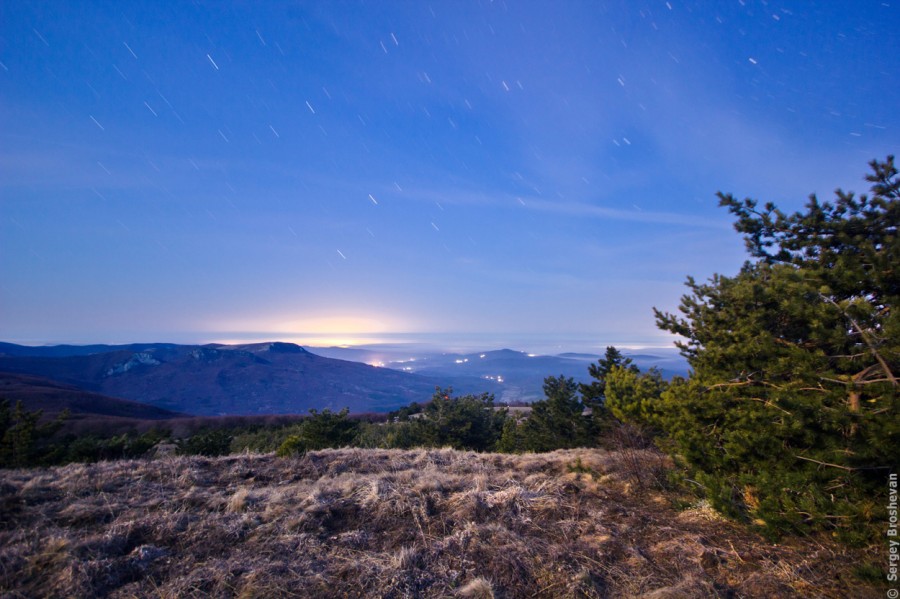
0 448 885 598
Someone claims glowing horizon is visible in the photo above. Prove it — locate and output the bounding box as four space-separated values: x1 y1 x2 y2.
199 329 682 355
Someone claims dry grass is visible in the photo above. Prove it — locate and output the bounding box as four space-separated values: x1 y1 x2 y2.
0 448 885 598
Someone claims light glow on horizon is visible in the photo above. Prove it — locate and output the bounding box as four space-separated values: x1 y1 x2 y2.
205 313 418 348
208 334 402 348
183 329 687 354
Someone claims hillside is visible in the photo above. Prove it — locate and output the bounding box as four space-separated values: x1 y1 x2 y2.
0 448 883 598
0 372 184 420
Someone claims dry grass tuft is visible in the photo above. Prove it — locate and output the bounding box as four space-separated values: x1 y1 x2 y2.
457 576 495 598
391 545 420 570
0 448 886 598
226 487 252 513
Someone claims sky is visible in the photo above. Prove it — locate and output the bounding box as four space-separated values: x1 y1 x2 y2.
1 1 898 353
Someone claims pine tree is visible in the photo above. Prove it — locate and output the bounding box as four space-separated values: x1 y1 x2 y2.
604 365 668 429
653 157 899 541
579 346 639 438
0 399 67 467
504 375 591 452
418 388 506 452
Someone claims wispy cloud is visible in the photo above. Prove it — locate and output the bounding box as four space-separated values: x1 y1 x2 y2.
389 184 729 229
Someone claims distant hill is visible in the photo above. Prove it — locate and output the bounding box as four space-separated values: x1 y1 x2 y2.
404 349 592 402
0 342 182 358
0 342 499 416
311 346 689 403
0 372 184 420
556 352 603 360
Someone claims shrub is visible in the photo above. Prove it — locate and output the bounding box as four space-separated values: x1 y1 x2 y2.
276 408 359 456
177 429 233 457
417 388 507 452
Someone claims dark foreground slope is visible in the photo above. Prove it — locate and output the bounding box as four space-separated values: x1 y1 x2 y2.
0 372 184 420
0 448 883 598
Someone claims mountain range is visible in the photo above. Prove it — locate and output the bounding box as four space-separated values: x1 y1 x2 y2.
0 342 500 417
0 341 687 418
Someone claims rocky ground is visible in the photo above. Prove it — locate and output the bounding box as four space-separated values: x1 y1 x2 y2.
0 447 886 597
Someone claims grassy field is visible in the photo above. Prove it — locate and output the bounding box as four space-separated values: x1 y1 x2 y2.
0 447 885 598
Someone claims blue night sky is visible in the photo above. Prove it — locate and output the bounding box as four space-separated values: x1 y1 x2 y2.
2 1 898 352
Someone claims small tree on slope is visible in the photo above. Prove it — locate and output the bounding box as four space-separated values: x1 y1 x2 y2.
579 346 639 439
652 156 899 541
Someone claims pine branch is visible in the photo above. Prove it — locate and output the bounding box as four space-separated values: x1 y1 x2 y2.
819 294 898 387
793 454 892 471
792 455 855 471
